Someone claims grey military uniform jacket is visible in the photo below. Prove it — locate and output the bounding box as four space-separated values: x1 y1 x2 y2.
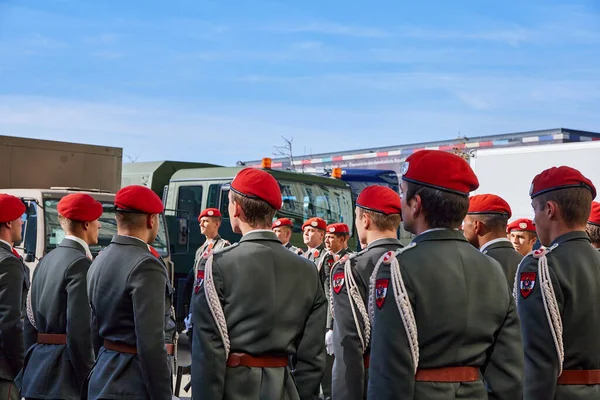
331 237 402 400
481 238 522 289
368 229 524 400
0 241 28 381
191 230 327 400
284 241 302 254
86 235 175 400
18 238 94 399
305 243 326 266
516 231 600 400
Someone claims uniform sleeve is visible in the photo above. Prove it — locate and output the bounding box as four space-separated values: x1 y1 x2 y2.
65 257 95 386
367 263 415 399
0 257 26 376
516 256 561 399
331 260 367 400
482 286 524 399
191 257 227 399
129 258 172 400
294 266 327 400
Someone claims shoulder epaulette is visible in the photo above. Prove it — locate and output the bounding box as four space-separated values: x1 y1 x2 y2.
212 242 239 256
349 248 368 260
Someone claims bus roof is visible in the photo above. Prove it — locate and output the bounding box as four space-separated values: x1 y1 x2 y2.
170 166 350 188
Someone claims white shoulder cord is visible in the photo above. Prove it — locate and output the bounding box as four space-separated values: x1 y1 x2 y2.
26 287 37 329
368 242 418 373
344 258 371 352
536 245 564 376
203 253 230 360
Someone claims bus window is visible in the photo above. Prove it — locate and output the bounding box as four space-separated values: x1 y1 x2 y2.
207 184 221 208
177 186 203 220
219 187 231 219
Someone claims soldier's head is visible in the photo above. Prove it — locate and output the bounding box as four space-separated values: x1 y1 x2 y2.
302 218 326 248
462 194 511 249
198 208 221 240
507 218 537 256
114 185 164 244
228 168 281 234
354 185 402 246
530 166 595 247
324 223 350 253
585 201 600 249
0 194 26 246
57 193 103 245
399 150 478 235
272 218 293 245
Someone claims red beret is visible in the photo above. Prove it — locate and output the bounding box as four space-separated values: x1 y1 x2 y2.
356 185 401 215
507 218 536 234
272 218 293 229
0 194 26 223
326 223 350 234
402 150 479 196
588 202 600 226
198 208 221 221
58 193 103 222
530 166 596 199
115 185 164 214
302 217 327 231
467 194 511 218
231 168 282 210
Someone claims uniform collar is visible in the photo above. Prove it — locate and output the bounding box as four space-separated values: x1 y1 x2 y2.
550 231 590 246
307 242 326 253
367 237 402 249
63 235 93 259
0 239 13 252
111 235 150 251
205 234 221 243
480 237 512 253
412 228 467 244
240 229 279 243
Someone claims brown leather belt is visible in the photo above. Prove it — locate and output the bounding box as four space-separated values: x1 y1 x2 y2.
558 370 600 385
103 339 175 356
226 352 289 368
415 366 480 382
37 333 67 345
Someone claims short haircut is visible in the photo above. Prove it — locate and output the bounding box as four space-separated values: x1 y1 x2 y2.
406 182 469 229
534 187 593 227
277 225 293 234
586 224 600 246
58 215 85 234
232 192 276 228
115 211 148 229
358 208 401 232
472 213 509 232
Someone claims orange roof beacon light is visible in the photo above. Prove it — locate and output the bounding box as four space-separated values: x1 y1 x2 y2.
262 157 272 169
332 167 342 179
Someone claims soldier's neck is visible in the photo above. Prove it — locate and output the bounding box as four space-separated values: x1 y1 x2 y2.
546 223 587 245
0 230 13 246
478 231 508 248
239 223 271 236
366 230 397 245
117 229 151 244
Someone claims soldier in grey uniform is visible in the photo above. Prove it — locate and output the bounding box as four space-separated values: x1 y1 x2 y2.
0 194 27 400
516 166 600 399
368 150 524 399
330 186 403 400
191 168 327 400
462 193 523 288
183 208 230 346
302 217 327 266
272 218 302 254
85 185 175 400
18 193 102 400
320 222 352 400
585 201 600 249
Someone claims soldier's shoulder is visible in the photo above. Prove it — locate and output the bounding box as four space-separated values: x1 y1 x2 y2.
212 242 240 258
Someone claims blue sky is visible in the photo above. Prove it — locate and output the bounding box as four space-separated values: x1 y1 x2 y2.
0 0 599 165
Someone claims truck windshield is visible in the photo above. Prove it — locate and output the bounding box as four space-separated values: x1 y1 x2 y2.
43 199 169 256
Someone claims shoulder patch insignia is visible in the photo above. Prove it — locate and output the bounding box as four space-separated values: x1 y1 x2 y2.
339 254 350 264
332 272 345 294
375 279 389 308
532 248 546 259
382 251 394 264
520 272 536 298
334 254 340 262
194 270 205 294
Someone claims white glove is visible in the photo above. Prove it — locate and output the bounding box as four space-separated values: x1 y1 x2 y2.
184 313 193 330
325 330 334 355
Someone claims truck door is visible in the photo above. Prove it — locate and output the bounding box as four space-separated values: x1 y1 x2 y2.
20 199 39 273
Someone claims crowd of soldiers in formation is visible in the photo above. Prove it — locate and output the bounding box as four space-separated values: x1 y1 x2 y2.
2 148 600 400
